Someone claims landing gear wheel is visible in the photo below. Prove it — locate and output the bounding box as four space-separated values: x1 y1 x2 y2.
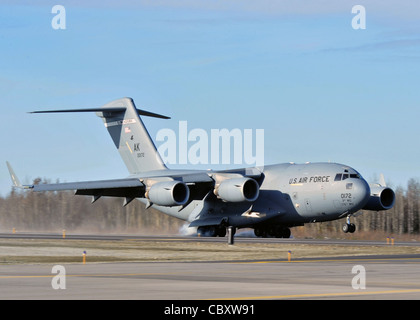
342 224 349 233
342 223 356 233
282 227 291 238
276 227 291 238
217 227 226 237
197 226 226 237
342 215 356 234
254 226 291 238
254 228 267 237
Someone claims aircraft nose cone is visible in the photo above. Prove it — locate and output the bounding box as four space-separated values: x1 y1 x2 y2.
352 178 370 210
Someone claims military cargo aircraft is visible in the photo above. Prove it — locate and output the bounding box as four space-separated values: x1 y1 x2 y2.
7 97 395 243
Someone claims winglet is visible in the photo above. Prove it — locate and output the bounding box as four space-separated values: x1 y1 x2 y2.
6 161 22 188
6 162 32 189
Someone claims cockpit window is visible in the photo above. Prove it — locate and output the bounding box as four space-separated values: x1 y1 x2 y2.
334 173 360 181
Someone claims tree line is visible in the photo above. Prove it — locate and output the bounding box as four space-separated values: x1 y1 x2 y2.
0 177 419 238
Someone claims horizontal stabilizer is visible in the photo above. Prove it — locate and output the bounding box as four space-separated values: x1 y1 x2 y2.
29 106 170 119
29 108 126 114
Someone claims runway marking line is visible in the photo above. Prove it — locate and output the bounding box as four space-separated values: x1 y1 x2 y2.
213 288 420 300
0 272 177 279
231 257 420 264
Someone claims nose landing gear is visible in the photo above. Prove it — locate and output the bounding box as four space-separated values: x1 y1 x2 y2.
342 215 356 233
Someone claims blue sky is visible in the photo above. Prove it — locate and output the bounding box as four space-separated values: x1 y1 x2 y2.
1 1 419 196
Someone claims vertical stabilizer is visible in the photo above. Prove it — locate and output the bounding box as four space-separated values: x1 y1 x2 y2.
30 97 169 174
96 98 168 174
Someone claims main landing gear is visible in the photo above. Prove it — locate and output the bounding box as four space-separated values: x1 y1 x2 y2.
197 225 236 245
197 224 291 244
254 226 291 238
197 225 226 237
227 226 235 245
342 215 356 233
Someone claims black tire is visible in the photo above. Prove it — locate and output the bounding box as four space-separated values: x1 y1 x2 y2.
342 224 349 233
282 228 291 238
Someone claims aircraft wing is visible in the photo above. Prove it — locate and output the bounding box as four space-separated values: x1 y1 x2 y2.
32 178 144 192
6 162 215 205
7 152 262 213
7 167 147 202
33 178 145 200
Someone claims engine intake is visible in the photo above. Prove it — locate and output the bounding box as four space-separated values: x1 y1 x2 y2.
147 181 190 207
363 185 395 211
215 177 259 202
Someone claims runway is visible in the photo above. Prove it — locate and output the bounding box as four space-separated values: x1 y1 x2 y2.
1 256 420 301
1 233 420 302
1 231 419 247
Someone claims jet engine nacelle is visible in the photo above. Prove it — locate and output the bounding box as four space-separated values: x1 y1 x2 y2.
147 181 190 206
215 177 259 202
363 185 395 211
